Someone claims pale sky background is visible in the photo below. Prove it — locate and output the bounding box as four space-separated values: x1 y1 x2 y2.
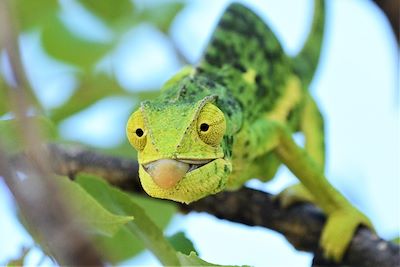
0 0 399 266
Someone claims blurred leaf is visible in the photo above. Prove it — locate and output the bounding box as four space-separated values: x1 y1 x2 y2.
392 237 400 244
12 0 59 30
5 247 29 267
0 79 9 116
168 232 197 255
94 226 143 263
177 252 247 267
76 175 179 265
89 190 177 263
57 177 133 236
77 0 134 26
140 2 185 33
41 18 111 68
0 116 57 153
50 74 128 123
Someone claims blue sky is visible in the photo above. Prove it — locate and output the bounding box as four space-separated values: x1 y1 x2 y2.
0 0 399 266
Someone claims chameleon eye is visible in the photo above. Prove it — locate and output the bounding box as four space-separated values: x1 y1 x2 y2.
136 128 144 137
200 123 209 132
126 110 147 151
197 103 226 146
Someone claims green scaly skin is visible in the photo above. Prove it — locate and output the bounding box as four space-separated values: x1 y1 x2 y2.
126 0 374 262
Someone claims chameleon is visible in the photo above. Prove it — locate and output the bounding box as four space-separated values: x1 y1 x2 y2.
126 0 373 262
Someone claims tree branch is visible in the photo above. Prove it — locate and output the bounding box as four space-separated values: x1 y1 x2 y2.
47 143 400 267
372 0 399 44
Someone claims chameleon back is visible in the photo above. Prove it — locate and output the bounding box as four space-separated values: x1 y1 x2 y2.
197 1 324 124
197 4 293 123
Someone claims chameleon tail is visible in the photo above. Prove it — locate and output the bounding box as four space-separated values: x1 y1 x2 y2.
292 0 326 87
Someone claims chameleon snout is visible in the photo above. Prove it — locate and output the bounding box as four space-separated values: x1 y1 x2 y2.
143 158 212 189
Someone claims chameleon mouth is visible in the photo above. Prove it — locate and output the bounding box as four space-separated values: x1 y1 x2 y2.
142 158 214 189
176 159 214 172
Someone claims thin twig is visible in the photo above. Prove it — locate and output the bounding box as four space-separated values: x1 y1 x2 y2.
46 143 400 267
0 1 103 265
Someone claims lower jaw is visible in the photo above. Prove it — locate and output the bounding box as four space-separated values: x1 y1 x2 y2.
138 158 230 204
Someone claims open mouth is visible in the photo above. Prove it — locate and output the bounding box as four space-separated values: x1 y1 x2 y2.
142 158 215 174
176 159 214 172
141 158 216 189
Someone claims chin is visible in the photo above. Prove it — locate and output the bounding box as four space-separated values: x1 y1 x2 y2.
139 158 231 204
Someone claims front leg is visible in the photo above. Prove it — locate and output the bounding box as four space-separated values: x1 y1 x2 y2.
274 125 373 261
242 119 373 261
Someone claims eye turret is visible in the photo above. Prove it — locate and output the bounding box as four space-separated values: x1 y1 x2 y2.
197 103 226 146
126 110 147 151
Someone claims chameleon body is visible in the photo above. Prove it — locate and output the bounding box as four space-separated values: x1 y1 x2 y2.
127 0 373 261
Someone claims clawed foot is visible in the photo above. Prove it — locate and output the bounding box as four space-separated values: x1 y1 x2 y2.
321 208 374 261
277 184 374 262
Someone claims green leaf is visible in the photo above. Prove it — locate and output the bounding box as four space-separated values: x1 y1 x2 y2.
131 194 177 229
0 116 57 153
57 177 133 236
5 247 30 267
41 18 111 68
0 79 9 116
168 232 197 255
140 2 185 33
177 252 248 267
77 0 134 26
93 226 143 263
12 0 59 30
50 74 128 123
76 175 179 265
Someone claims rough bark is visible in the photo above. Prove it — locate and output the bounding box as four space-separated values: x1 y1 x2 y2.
47 143 400 267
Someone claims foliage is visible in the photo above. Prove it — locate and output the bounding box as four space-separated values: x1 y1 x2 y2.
0 0 243 265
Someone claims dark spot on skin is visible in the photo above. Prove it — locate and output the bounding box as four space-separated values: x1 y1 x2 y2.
255 74 262 85
249 51 256 61
179 85 187 97
205 53 216 65
217 178 224 190
206 80 216 88
196 67 205 74
243 152 249 159
244 140 250 147
233 62 246 73
212 38 227 53
256 87 266 98
255 74 267 97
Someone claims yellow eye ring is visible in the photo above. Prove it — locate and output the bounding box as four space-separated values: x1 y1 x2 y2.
127 110 147 151
197 103 226 146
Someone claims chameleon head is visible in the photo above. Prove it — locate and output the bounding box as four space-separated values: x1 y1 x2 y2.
126 97 232 204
